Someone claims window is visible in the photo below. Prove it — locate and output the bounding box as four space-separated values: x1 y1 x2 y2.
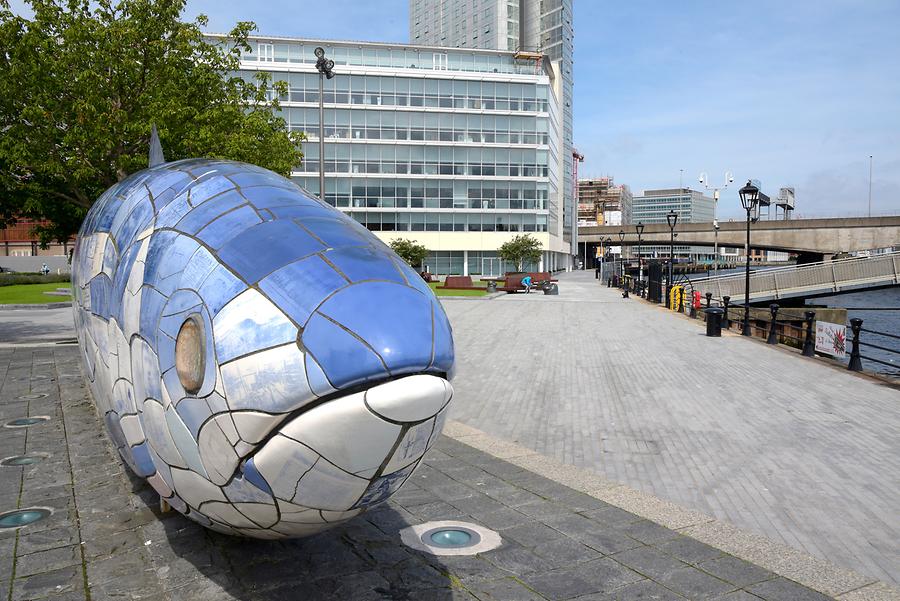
258 43 274 62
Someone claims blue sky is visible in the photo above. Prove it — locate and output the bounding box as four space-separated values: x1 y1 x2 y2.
12 0 900 219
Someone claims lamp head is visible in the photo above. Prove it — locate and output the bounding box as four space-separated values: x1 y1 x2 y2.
666 210 678 229
618 230 625 243
739 180 760 211
314 47 325 59
635 222 644 236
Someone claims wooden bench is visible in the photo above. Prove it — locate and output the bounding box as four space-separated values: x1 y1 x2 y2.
437 275 477 290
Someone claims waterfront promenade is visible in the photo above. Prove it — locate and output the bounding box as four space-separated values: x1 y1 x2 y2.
443 271 900 586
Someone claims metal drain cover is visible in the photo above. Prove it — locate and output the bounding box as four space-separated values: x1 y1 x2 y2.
400 520 501 556
0 507 52 529
16 393 48 400
3 416 50 428
1 453 50 467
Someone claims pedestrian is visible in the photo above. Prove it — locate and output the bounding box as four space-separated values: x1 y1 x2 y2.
521 274 533 294
41 262 50 276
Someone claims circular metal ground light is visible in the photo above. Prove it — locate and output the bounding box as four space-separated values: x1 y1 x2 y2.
16 393 48 400
3 416 50 428
400 520 502 556
1 453 50 467
0 507 52 530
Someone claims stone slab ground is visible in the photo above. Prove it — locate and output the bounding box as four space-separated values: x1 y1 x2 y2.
3 345 890 600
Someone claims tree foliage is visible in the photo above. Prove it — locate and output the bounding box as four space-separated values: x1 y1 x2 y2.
389 238 429 269
498 234 543 272
0 0 304 244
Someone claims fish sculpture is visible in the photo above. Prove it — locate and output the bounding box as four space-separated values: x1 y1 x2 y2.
71 156 454 538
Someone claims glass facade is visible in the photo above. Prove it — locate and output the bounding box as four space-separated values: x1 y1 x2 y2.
629 189 716 260
230 35 567 273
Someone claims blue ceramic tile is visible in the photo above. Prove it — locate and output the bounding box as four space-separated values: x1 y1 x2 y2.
138 287 168 347
295 216 372 250
241 458 274 496
89 275 112 319
217 220 326 283
229 170 298 190
160 289 204 319
324 246 407 285
157 332 176 374
130 442 157 477
197 264 246 316
304 354 335 397
318 282 433 374
178 247 219 291
431 299 455 374
155 191 192 229
147 169 193 202
241 186 321 211
353 462 417 508
196 204 262 250
175 190 246 234
213 290 296 364
301 312 388 389
258 255 347 326
187 173 236 206
175 399 212 438
392 257 433 296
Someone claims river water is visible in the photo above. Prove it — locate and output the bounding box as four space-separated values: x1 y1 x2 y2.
703 266 900 376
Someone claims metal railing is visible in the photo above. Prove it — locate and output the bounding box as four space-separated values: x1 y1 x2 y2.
689 252 900 303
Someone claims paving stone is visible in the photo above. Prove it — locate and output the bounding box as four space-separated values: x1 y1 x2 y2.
656 536 726 565
746 577 834 600
500 521 568 549
471 506 532 530
530 537 603 568
521 557 645 600
12 565 83 600
481 542 556 575
590 578 688 600
612 520 682 545
611 546 690 579
582 506 644 527
656 567 737 600
698 555 775 587
14 544 82 578
466 577 547 600
709 592 766 600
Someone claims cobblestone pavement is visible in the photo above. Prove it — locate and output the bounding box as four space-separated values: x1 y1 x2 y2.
1 346 843 600
442 271 900 586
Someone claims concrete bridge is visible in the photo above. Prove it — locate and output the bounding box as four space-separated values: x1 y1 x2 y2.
579 216 900 260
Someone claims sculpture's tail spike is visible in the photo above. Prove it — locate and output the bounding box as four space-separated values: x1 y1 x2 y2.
149 124 165 167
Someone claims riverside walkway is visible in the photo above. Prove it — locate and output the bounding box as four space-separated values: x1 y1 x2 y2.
442 271 899 587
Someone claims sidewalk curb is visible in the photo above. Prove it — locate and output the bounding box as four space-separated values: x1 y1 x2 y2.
442 419 900 601
0 301 72 310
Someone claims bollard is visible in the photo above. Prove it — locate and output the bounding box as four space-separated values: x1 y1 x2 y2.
722 296 731 329
486 281 497 293
607 277 612 288
705 292 712 308
802 310 816 357
767 304 779 344
848 318 863 371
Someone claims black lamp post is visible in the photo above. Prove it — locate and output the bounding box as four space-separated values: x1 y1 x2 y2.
618 230 627 297
314 47 335 202
738 180 760 336
665 211 678 308
635 222 644 297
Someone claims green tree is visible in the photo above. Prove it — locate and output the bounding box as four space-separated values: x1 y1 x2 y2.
0 0 304 244
389 238 429 269
498 234 543 273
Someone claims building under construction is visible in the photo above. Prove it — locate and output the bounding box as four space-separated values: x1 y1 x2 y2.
577 177 632 226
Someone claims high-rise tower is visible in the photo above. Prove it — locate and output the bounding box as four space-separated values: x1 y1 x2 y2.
411 0 576 261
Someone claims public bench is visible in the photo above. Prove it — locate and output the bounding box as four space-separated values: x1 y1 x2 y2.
497 272 556 293
437 275 477 290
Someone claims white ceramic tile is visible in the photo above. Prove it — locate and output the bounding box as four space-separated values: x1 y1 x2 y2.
254 435 318 501
198 417 240 485
170 467 227 508
165 406 207 477
231 411 283 444
141 399 187 469
280 391 401 477
365 375 452 423
220 344 315 414
120 415 145 446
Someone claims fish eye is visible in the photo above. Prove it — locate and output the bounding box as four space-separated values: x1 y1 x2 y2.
175 314 206 395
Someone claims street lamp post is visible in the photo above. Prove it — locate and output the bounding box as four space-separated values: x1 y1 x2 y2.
635 222 644 297
314 47 335 202
699 172 733 278
618 230 627 297
665 211 678 308
739 181 761 336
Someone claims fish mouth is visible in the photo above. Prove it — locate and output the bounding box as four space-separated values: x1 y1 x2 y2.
236 373 452 526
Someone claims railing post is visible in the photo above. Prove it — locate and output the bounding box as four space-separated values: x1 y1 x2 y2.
848 318 863 371
722 296 731 329
802 311 816 357
705 292 712 309
767 304 779 344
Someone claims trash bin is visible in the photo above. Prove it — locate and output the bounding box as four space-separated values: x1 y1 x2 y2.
705 307 724 337
543 283 559 295
486 281 497 293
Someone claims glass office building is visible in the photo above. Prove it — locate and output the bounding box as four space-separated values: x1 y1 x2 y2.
229 36 569 275
410 0 575 259
627 188 716 261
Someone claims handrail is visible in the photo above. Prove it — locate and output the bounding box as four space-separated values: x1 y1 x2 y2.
690 251 900 285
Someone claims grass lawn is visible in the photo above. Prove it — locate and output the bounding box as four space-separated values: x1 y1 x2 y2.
428 282 489 297
0 283 71 304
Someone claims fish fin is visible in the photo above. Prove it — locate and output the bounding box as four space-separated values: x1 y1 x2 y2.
149 124 166 167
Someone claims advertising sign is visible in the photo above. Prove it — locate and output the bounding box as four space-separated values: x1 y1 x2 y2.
815 321 847 358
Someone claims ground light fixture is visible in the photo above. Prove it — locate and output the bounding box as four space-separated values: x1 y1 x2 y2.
0 507 52 529
738 180 761 336
3 416 50 428
400 520 501 556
